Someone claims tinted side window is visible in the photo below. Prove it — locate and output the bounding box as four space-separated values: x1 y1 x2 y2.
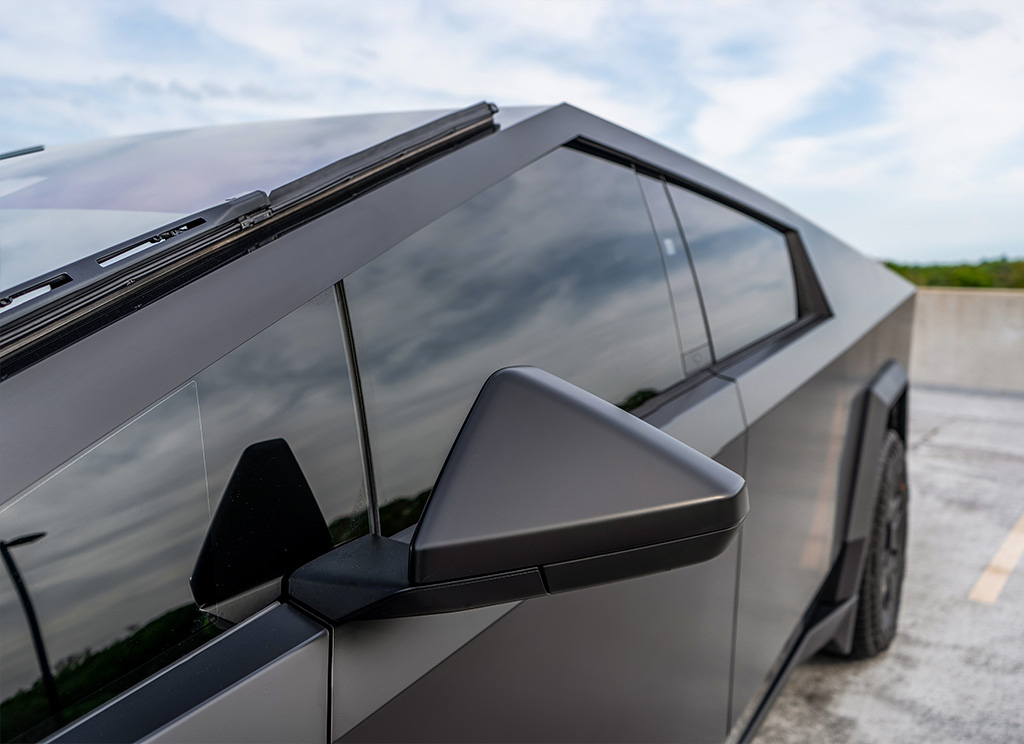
668 186 798 360
345 148 683 535
0 289 367 742
195 288 369 545
637 175 712 375
0 385 217 743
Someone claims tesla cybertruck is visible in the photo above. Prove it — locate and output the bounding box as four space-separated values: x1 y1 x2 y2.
0 102 913 743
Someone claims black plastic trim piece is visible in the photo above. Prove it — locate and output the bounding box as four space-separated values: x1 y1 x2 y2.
542 522 742 593
736 596 858 743
190 439 333 612
287 526 744 627
828 360 909 603
287 535 550 625
49 605 325 744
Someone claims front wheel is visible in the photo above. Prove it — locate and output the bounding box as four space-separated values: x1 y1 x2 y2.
850 429 908 658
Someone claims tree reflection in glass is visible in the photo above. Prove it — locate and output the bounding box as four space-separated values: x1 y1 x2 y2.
0 384 218 743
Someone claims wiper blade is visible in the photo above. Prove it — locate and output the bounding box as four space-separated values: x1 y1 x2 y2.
0 102 499 379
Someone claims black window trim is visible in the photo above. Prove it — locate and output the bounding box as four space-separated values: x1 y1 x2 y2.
565 137 832 324
557 137 832 419
340 139 831 533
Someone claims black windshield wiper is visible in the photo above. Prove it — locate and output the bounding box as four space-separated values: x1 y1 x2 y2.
0 102 498 380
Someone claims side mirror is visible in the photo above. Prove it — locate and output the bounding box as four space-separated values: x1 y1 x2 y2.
288 367 747 624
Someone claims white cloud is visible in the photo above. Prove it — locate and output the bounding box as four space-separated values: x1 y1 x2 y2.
1 0 1023 262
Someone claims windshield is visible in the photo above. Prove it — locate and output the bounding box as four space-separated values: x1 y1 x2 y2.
0 209 187 293
0 109 460 294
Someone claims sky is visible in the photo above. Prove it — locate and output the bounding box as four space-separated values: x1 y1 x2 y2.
1 0 1022 264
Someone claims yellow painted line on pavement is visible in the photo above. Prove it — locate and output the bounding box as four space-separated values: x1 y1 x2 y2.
969 511 1024 604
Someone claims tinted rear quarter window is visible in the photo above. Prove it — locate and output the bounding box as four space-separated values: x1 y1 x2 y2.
636 175 713 375
669 185 798 360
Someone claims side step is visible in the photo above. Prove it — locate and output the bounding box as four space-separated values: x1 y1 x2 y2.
737 596 858 743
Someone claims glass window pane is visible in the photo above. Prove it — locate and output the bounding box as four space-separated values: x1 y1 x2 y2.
637 175 712 375
669 186 798 360
346 148 683 535
0 385 219 743
194 288 369 545
0 289 369 742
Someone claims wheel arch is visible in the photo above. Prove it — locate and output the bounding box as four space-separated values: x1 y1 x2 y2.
822 360 909 652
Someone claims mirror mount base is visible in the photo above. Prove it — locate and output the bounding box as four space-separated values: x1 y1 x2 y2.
287 519 742 627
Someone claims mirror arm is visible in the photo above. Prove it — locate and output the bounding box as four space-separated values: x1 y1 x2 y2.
287 535 547 625
286 509 744 626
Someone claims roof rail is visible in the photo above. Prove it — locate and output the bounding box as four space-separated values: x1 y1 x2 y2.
0 102 499 379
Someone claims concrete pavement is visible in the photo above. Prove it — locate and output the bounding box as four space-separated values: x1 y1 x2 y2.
753 385 1024 743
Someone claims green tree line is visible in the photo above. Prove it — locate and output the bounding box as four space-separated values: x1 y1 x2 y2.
885 257 1024 289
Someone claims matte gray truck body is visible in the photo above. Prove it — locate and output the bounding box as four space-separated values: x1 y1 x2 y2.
0 103 914 743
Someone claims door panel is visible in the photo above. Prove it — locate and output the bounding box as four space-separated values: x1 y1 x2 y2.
340 541 740 744
729 359 852 722
727 310 912 724
337 142 748 741
331 603 516 736
331 380 746 742
54 605 328 744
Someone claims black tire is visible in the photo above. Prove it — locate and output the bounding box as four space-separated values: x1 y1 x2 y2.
850 429 909 659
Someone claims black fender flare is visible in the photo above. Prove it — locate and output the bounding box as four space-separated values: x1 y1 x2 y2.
823 360 908 647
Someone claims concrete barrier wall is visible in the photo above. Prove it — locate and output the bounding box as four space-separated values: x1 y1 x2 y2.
910 287 1024 393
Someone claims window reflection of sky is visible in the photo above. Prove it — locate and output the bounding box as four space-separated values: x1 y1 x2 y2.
346 148 684 515
0 110 458 293
669 186 798 360
0 288 367 712
0 111 458 214
0 209 185 293
194 288 367 529
636 174 710 359
0 384 208 700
